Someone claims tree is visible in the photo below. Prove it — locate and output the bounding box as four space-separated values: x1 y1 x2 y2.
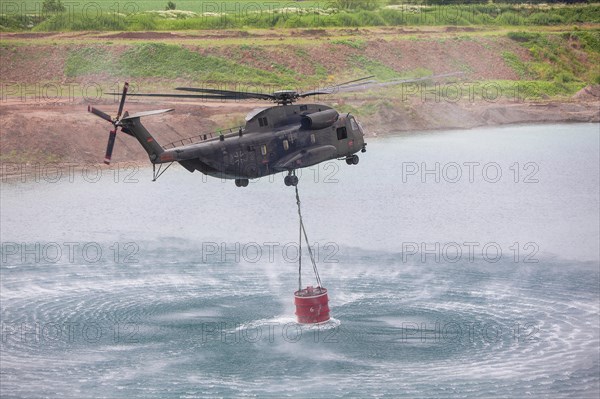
42 0 66 13
165 1 176 10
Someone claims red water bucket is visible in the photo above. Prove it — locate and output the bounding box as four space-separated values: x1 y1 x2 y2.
294 286 330 324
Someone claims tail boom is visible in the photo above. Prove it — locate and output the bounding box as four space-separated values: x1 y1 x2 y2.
120 117 166 163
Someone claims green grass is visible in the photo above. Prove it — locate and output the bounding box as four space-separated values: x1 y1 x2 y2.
507 30 600 85
349 55 405 81
64 47 113 76
46 28 600 98
0 149 63 164
64 43 304 85
2 2 599 31
331 39 366 49
4 1 327 14
502 51 533 79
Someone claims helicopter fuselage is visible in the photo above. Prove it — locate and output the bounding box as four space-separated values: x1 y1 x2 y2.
145 103 366 181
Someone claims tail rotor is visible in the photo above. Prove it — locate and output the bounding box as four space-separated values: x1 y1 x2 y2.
87 82 129 165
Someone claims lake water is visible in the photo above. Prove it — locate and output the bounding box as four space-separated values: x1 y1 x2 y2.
1 123 599 398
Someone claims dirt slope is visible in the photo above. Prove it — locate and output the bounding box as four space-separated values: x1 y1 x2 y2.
1 28 599 167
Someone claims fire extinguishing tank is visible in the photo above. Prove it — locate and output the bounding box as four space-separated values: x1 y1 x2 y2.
294 286 330 324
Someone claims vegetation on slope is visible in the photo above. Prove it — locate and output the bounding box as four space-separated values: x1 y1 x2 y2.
1 2 599 31
54 29 599 103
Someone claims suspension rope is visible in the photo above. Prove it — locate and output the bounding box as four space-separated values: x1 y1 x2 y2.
294 182 322 291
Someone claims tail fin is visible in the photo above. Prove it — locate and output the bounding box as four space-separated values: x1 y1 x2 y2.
119 109 173 163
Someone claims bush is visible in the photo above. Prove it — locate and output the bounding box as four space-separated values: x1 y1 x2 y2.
165 2 176 11
569 31 600 52
554 71 576 83
507 31 541 42
42 0 66 13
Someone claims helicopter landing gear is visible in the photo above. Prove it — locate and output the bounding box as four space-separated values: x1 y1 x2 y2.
235 178 249 187
345 154 359 165
284 171 299 187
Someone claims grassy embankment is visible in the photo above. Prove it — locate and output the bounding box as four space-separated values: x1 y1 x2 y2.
1 1 599 31
17 29 600 112
1 2 599 119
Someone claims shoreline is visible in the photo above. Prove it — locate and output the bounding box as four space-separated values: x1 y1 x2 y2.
359 97 599 137
1 97 598 164
0 100 600 183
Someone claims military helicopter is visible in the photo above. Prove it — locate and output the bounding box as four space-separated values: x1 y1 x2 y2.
88 74 459 187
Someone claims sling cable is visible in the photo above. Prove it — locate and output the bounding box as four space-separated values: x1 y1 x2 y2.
293 183 330 324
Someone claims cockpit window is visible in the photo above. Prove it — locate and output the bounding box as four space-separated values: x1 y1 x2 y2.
350 117 359 131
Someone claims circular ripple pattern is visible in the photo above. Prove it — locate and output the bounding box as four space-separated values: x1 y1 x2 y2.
1 246 598 398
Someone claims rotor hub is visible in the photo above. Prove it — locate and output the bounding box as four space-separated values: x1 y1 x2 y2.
272 90 299 105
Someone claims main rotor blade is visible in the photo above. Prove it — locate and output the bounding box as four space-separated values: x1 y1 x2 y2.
299 75 376 98
336 75 376 87
88 106 113 123
111 92 273 101
335 72 465 93
116 82 129 120
176 87 275 101
104 129 117 165
298 90 334 98
106 93 258 100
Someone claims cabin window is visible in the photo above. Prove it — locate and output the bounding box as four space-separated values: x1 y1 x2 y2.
261 145 267 156
336 126 348 140
283 140 289 151
258 117 269 127
310 134 316 144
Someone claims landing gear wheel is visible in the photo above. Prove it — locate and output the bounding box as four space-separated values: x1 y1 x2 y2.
284 174 299 187
346 155 359 165
235 179 249 187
